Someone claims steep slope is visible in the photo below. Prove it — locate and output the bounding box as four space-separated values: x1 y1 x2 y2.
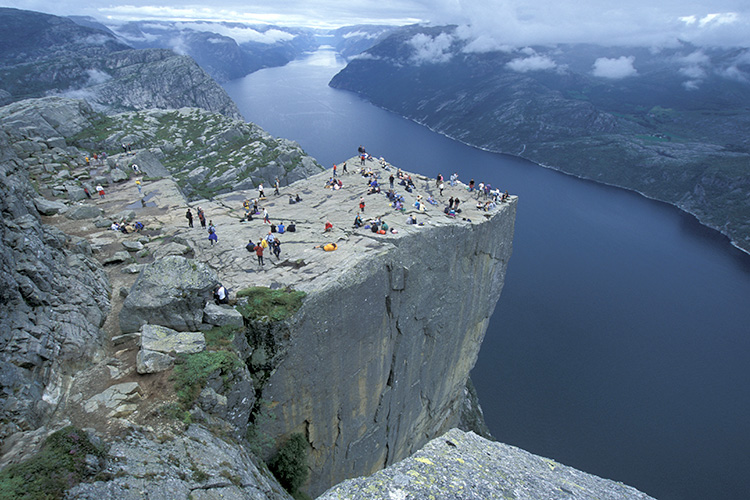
0 8 241 119
329 25 750 253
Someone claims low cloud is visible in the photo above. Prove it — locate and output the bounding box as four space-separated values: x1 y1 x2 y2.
178 23 296 44
408 33 455 64
506 54 557 72
592 56 638 79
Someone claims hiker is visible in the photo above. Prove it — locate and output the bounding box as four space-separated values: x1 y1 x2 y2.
186 209 194 228
254 241 265 266
132 164 140 174
96 184 105 198
277 221 285 234
214 284 228 305
83 187 92 199
271 238 281 260
135 179 142 194
274 178 280 195
333 164 337 177
359 198 365 213
342 162 348 174
246 239 255 252
197 207 206 228
258 183 265 198
314 243 338 251
263 208 270 224
208 221 217 244
324 221 333 232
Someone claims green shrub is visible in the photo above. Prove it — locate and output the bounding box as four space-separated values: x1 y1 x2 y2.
171 350 242 408
235 287 306 322
268 433 309 495
0 426 105 500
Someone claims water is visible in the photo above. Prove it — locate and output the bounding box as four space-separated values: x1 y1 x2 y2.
223 49 750 500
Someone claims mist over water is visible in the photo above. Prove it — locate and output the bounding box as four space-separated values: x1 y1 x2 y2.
224 48 750 500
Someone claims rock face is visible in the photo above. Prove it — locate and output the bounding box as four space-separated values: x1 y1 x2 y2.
249 182 516 495
67 425 294 500
0 99 110 441
119 256 218 333
319 428 657 500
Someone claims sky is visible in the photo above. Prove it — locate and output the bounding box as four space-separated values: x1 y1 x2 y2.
1 0 749 47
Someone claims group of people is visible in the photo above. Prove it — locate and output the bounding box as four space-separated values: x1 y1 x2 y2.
110 220 144 233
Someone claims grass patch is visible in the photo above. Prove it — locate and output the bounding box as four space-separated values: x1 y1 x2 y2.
0 426 105 500
204 325 241 349
171 350 243 409
236 287 306 322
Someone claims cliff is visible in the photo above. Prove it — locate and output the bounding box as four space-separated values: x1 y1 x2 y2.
0 8 241 119
0 92 661 500
319 428 656 499
329 26 750 253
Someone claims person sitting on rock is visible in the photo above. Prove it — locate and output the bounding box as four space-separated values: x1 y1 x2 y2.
406 214 417 225
324 221 333 232
353 213 363 228
287 222 296 232
246 239 255 252
214 284 228 305
295 194 302 203
277 221 285 234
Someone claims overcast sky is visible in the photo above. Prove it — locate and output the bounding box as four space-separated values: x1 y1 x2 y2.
2 0 749 47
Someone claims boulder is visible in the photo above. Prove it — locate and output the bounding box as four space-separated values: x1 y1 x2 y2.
113 209 136 222
122 240 144 252
119 256 217 333
111 168 129 183
203 303 244 329
33 197 66 215
140 324 206 355
65 204 103 220
103 251 133 265
152 241 191 259
136 349 174 374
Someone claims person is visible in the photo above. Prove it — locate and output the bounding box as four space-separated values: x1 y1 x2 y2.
135 179 142 194
263 208 270 224
454 198 461 212
295 193 302 203
277 221 285 234
324 221 333 232
342 162 348 174
389 174 395 190
436 173 443 187
333 163 337 177
314 242 337 251
274 177 280 196
214 284 228 305
254 241 264 266
96 184 105 198
353 213 363 228
449 197 454 209
186 208 194 228
197 207 206 228
359 198 365 213
439 182 445 196
258 183 265 198
243 199 251 216
83 187 92 199
407 214 417 225
287 222 296 232
246 239 255 252
208 229 218 245
134 221 144 231
469 179 475 191
271 238 281 260
132 164 141 174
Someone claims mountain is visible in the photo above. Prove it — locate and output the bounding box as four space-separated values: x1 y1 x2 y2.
329 25 750 253
324 25 398 59
0 8 241 119
100 20 319 82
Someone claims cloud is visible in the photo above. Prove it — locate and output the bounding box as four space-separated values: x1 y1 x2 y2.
506 54 557 72
592 56 638 79
178 23 296 44
408 33 455 64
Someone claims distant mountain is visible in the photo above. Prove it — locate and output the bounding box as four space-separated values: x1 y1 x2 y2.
100 20 319 82
0 8 241 119
330 25 750 252
325 25 398 59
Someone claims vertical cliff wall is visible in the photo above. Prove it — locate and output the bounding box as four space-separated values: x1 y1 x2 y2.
259 201 516 495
